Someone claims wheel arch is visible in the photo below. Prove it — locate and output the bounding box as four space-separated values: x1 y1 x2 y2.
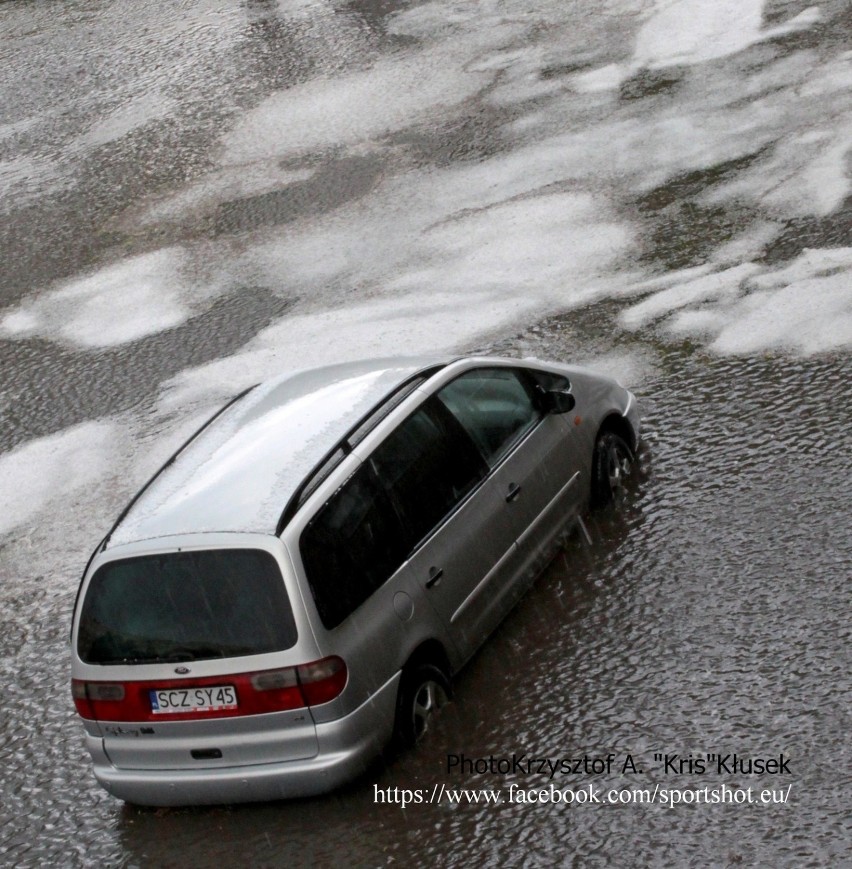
402 638 453 681
596 411 638 455
393 641 453 748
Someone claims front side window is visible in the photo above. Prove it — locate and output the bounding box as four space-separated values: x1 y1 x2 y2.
78 549 296 664
301 463 407 629
436 368 541 465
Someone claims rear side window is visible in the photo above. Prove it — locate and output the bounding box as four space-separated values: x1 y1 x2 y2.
77 550 296 664
301 463 408 629
436 368 540 465
300 398 487 629
369 398 487 547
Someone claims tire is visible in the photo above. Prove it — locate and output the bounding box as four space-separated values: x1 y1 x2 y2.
394 664 451 748
591 429 634 508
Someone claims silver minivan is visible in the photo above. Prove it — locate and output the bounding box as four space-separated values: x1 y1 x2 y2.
71 356 640 806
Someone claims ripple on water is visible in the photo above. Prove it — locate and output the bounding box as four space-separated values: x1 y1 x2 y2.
0 343 849 866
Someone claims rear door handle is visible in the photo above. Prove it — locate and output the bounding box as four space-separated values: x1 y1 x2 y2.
506 483 522 502
425 567 443 589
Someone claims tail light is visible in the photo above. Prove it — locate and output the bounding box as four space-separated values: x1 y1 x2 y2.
72 680 124 719
249 656 347 713
295 656 347 706
72 656 348 722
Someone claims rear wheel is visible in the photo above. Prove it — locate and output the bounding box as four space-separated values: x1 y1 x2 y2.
591 430 634 508
394 664 450 748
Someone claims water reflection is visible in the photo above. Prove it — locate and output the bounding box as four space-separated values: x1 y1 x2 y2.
4 330 839 867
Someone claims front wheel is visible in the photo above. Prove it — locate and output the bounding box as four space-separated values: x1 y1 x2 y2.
394 664 451 748
591 430 634 508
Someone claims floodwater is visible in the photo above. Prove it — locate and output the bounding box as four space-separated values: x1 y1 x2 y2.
0 0 850 865
2 320 849 867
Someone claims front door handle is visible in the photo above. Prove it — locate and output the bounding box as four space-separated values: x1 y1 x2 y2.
426 566 443 589
506 483 522 502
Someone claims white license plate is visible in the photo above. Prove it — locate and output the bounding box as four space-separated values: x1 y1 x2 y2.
149 685 238 714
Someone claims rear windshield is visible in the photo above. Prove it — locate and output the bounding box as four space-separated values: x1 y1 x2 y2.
77 549 297 665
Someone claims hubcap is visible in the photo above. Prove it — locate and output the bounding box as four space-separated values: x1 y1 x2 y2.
412 680 446 739
607 443 631 496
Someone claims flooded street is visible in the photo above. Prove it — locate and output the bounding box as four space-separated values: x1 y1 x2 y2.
3 329 849 867
1 0 850 865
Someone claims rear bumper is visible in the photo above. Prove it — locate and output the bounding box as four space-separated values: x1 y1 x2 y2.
89 671 401 806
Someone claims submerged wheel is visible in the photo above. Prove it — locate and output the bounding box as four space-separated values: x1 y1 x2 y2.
591 430 634 508
394 664 450 748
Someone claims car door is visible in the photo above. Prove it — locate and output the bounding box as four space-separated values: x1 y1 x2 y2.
434 366 585 604
367 397 518 667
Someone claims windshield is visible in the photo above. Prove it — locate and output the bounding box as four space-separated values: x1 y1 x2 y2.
77 549 297 665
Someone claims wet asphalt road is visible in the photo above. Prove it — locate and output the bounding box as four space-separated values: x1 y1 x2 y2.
2 319 849 867
1 0 851 865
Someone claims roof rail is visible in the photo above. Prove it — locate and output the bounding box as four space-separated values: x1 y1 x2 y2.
69 384 257 639
275 364 446 535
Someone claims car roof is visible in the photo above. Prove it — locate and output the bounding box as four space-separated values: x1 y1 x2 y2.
106 357 446 547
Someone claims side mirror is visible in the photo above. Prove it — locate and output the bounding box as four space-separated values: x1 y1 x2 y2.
533 374 575 414
543 387 575 414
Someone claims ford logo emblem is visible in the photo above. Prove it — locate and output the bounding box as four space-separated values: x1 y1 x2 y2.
174 666 190 674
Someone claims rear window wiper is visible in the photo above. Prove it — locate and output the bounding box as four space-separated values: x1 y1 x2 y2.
94 654 196 665
93 645 257 665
